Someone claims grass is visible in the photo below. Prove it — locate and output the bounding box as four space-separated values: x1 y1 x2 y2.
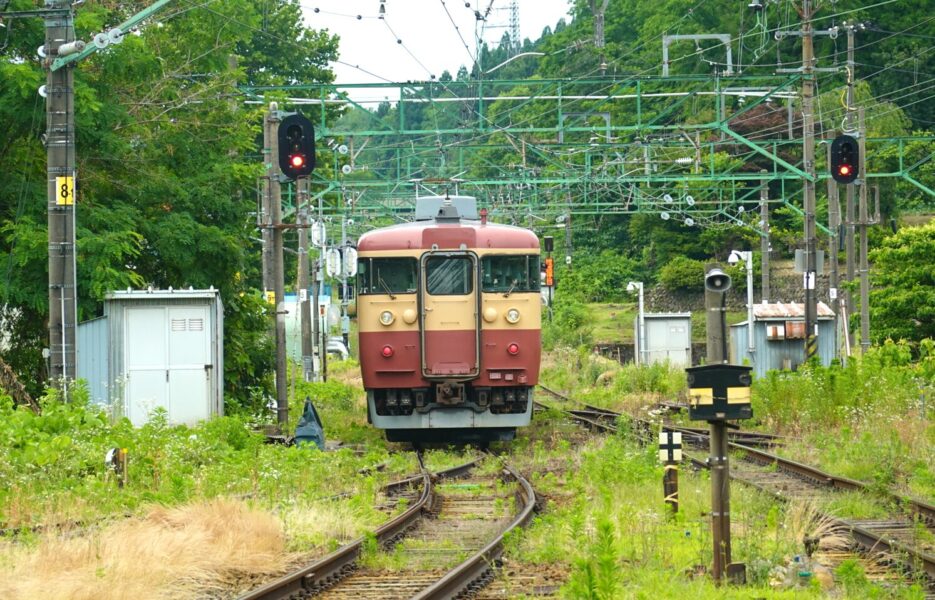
0 499 289 599
2 337 931 598
585 302 746 344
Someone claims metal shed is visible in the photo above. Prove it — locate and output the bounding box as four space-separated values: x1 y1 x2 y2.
730 302 836 378
77 288 224 426
635 312 692 367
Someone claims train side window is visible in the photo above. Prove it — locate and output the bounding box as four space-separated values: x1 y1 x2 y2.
481 255 541 293
426 256 473 295
358 258 417 295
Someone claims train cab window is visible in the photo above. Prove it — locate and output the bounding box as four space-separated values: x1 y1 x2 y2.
481 255 541 293
357 258 417 295
425 256 473 295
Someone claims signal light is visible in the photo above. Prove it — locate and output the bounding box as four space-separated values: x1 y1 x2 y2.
544 257 554 286
830 134 858 184
278 113 316 180
507 343 520 355
381 345 394 358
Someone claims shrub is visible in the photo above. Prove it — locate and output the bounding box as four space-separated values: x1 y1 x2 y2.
543 299 593 349
658 256 705 292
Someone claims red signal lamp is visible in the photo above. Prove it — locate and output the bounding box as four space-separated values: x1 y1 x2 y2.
290 154 306 169
381 345 394 358
507 343 520 355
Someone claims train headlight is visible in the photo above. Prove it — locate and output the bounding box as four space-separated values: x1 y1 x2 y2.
505 308 521 324
483 307 498 323
379 310 395 326
403 309 417 324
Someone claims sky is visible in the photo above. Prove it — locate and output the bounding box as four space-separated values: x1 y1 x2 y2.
301 0 573 103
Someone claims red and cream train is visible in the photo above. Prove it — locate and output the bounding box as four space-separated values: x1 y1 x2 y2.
356 196 541 442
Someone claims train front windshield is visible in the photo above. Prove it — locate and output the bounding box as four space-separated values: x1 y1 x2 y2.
358 257 418 294
481 255 540 293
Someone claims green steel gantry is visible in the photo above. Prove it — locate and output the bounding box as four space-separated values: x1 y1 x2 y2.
243 75 934 227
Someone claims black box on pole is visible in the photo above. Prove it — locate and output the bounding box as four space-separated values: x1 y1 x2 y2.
685 364 753 421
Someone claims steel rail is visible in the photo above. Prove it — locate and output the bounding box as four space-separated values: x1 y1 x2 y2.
413 463 538 600
238 457 482 600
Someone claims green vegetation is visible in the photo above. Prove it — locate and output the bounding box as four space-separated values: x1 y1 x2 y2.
0 382 410 530
869 221 935 343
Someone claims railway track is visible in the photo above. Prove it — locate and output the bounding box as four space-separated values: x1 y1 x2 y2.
536 385 935 590
238 454 536 600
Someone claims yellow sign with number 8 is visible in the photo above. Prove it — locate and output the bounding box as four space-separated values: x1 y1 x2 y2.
55 176 75 206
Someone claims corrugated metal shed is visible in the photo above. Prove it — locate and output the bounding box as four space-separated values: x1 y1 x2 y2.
77 316 108 405
77 288 224 425
730 302 837 378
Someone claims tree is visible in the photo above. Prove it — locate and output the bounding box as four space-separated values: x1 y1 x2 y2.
0 0 338 402
868 221 935 343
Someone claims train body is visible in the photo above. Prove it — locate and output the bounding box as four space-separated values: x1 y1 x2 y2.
356 196 541 443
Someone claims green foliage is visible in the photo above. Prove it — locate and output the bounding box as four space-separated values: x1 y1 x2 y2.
0 1 339 405
0 383 402 528
543 299 593 350
869 222 935 343
752 342 934 497
658 256 705 292
555 250 639 303
564 517 620 600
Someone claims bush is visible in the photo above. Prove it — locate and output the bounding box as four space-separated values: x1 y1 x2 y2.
555 250 639 302
543 299 593 350
658 256 705 292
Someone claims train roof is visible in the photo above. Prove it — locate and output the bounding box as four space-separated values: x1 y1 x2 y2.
358 218 539 252
358 196 540 252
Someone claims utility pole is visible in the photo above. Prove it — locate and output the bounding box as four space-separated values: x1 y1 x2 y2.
827 141 841 325
702 266 732 583
590 0 610 75
297 177 314 381
266 106 288 427
260 118 273 295
801 0 819 363
858 108 870 352
844 25 858 351
759 172 770 302
45 0 78 391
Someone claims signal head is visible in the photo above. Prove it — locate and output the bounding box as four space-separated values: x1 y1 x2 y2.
830 134 859 184
277 113 316 180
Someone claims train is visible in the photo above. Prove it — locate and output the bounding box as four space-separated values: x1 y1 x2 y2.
356 195 542 443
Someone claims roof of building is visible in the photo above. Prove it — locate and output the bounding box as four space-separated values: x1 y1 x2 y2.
106 287 220 302
751 301 835 320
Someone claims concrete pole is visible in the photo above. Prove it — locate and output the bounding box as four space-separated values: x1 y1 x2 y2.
844 27 857 350
266 107 288 428
744 253 754 360
704 265 731 582
759 173 770 303
45 1 78 390
261 116 273 295
826 143 842 356
858 108 870 352
297 177 313 382
801 0 819 363
638 283 645 366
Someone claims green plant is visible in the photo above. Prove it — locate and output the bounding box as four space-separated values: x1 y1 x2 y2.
658 256 706 292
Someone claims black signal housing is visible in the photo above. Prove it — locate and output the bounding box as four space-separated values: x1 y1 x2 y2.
830 134 859 184
278 113 316 180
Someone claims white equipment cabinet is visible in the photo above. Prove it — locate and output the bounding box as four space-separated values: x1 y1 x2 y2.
78 288 224 426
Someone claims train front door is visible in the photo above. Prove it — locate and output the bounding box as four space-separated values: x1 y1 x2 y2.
420 252 480 379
